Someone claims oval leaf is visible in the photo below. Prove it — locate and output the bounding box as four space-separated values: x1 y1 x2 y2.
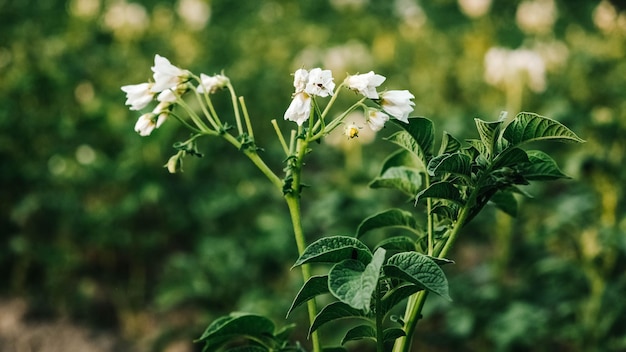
374 236 418 253
503 112 584 147
439 131 462 154
380 149 422 173
384 252 451 300
196 313 275 348
293 236 372 268
356 209 419 238
415 181 464 205
380 283 423 316
392 117 435 158
427 152 471 178
493 147 529 169
341 324 376 344
329 248 386 312
287 275 329 317
369 166 422 196
474 118 503 158
520 150 569 180
309 302 366 336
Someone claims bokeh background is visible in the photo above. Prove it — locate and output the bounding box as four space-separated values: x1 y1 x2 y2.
1 0 625 351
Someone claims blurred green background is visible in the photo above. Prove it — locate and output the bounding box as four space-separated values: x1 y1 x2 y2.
1 0 625 351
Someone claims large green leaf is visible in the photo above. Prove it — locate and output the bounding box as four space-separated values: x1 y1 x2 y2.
329 248 386 312
427 152 472 178
341 324 376 344
380 149 422 172
519 150 570 180
439 131 462 154
356 209 419 238
287 275 329 317
502 112 584 147
474 118 503 158
293 236 372 268
493 147 529 169
369 166 422 196
383 328 406 343
309 302 367 336
383 252 451 300
380 283 423 316
392 117 435 158
374 236 418 252
415 181 464 205
197 313 276 351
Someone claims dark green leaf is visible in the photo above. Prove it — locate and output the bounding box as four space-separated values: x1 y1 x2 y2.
474 118 503 158
520 150 570 180
197 313 275 342
489 190 518 217
293 236 372 268
415 182 464 205
374 236 417 253
384 252 451 300
329 248 386 312
287 275 329 317
369 166 422 196
383 328 406 343
503 112 584 147
309 302 367 336
272 323 296 345
356 209 418 238
430 203 458 220
392 117 435 158
439 131 462 154
323 347 348 352
380 284 423 316
225 346 268 352
341 324 376 344
464 139 489 157
427 152 471 178
493 147 529 169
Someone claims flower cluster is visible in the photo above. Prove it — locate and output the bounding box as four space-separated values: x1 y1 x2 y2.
121 54 229 136
284 68 415 133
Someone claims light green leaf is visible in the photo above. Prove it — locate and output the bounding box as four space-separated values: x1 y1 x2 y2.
341 324 376 344
356 209 419 238
309 302 367 336
415 181 464 205
392 117 435 158
503 112 584 147
292 236 372 268
380 149 422 173
380 284 423 316
329 248 386 312
489 190 518 217
474 118 503 158
287 275 329 317
384 252 451 300
374 236 417 253
369 166 422 196
520 150 570 180
427 152 472 178
439 131 462 154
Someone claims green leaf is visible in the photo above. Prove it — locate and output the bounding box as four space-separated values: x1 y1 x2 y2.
489 190 518 217
465 139 489 158
503 112 584 147
392 117 435 157
329 248 386 312
474 118 503 158
369 166 422 196
356 209 418 238
380 149 422 172
323 347 348 352
430 203 458 220
384 252 451 300
287 275 329 317
225 346 267 352
383 328 406 343
374 236 417 253
309 302 367 336
293 236 372 268
273 323 296 345
427 152 471 178
493 147 529 169
197 313 276 351
341 324 376 344
415 181 464 205
520 150 570 180
380 284 423 316
439 131 462 154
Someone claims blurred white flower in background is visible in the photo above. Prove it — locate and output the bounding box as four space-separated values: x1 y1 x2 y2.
593 0 626 34
102 1 149 39
484 47 547 93
516 0 557 35
458 0 492 18
177 0 211 31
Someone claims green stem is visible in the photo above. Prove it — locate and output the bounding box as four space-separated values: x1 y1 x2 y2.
227 83 244 135
376 281 385 352
221 133 282 190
